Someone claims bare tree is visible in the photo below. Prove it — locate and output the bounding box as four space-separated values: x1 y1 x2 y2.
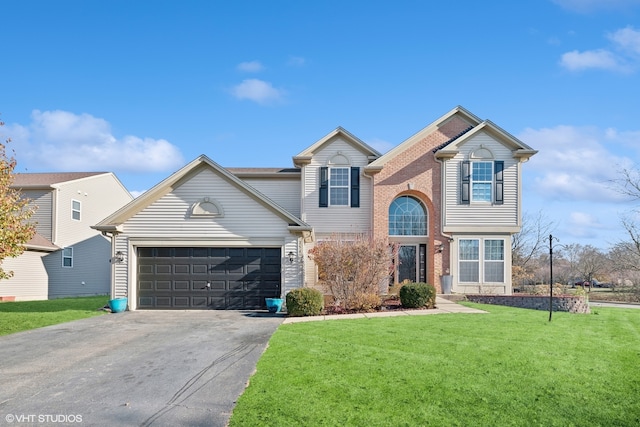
512 211 554 285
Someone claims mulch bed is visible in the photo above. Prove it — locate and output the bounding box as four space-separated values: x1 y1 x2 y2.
321 297 433 315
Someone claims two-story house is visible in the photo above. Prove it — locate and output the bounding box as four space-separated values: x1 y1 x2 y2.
2 173 132 301
93 106 536 310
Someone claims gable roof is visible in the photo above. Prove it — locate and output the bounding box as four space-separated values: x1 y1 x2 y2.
365 106 537 171
433 120 537 161
12 172 108 189
93 155 311 233
365 106 482 172
293 126 381 167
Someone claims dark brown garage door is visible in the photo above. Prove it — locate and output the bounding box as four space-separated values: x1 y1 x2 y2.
137 247 281 309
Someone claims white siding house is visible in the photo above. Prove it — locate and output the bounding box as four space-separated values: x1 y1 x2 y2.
91 106 536 310
2 172 133 300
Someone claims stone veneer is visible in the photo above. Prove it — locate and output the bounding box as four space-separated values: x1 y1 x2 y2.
465 295 590 314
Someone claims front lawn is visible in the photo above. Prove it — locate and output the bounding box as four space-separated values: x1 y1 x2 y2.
0 295 109 336
230 304 640 426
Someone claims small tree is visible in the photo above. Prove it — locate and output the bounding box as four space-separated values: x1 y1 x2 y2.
308 233 397 311
0 116 36 280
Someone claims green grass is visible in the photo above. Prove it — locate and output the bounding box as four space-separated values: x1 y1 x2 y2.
0 295 109 336
230 304 640 426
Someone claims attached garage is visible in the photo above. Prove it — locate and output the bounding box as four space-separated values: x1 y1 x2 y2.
137 247 281 309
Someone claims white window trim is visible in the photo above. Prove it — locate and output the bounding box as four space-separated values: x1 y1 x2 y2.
72 199 81 221
62 247 73 268
471 161 493 203
458 238 505 283
329 167 350 207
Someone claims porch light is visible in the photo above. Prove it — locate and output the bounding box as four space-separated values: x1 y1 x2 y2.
288 251 295 263
435 243 444 253
111 251 125 264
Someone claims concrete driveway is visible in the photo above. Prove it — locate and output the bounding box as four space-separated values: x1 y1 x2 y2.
0 310 283 426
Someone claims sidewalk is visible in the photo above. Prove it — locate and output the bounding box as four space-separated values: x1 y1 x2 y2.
282 296 487 324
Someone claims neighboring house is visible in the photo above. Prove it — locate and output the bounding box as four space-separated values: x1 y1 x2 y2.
93 106 536 310
2 173 133 301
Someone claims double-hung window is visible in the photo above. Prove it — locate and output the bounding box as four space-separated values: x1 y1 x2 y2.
329 167 349 206
319 166 360 208
72 200 81 221
461 160 504 204
62 247 73 268
459 238 504 283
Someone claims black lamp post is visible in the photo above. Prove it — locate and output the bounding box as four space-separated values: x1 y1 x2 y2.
548 234 564 322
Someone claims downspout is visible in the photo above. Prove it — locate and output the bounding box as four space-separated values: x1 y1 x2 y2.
434 155 454 288
102 230 117 299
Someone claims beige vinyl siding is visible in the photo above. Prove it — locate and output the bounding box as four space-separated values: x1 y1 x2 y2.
283 237 304 294
45 174 132 298
241 177 301 218
444 132 519 230
113 235 130 299
22 190 53 241
123 169 293 238
55 174 133 247
1 251 49 300
302 136 373 234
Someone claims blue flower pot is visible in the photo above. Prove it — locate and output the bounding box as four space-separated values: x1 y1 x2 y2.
109 297 128 313
265 298 283 313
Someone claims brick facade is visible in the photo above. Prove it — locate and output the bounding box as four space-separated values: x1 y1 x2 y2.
370 116 472 291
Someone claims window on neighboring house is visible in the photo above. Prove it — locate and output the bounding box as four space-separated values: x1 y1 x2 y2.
62 247 73 268
388 196 427 236
72 200 81 221
461 160 504 204
319 166 360 207
458 238 505 283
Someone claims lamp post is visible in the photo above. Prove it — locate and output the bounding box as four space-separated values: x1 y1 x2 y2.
548 234 564 322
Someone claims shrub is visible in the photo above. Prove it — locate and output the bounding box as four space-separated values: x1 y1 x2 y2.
286 288 324 317
400 282 436 308
307 233 398 311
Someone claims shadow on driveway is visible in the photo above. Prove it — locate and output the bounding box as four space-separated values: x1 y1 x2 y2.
0 310 283 426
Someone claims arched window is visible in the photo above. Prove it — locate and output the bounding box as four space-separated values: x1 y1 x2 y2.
388 196 427 236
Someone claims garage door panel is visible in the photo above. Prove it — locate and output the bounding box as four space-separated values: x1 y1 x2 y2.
137 247 281 309
174 281 190 290
191 264 208 274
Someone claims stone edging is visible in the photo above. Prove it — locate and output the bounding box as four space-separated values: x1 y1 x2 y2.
465 294 590 314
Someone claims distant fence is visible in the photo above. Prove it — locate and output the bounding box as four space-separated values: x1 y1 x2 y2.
465 295 590 314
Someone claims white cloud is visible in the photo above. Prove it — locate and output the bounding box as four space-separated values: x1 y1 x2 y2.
237 61 264 73
560 49 624 71
10 110 184 173
231 79 285 105
560 26 640 72
518 125 634 203
608 26 640 55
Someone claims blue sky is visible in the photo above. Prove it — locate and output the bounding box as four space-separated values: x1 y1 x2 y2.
3 0 640 250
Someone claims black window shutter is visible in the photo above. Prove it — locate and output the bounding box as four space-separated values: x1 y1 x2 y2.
350 167 360 208
461 161 470 204
494 161 504 205
319 167 328 207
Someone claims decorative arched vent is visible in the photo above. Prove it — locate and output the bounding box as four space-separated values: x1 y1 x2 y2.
190 197 224 218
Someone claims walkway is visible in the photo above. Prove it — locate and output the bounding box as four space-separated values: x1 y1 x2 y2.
283 296 486 324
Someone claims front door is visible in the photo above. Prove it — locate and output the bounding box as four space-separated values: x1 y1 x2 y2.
396 244 426 284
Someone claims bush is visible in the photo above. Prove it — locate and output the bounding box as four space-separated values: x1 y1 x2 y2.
399 282 436 308
286 288 324 317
